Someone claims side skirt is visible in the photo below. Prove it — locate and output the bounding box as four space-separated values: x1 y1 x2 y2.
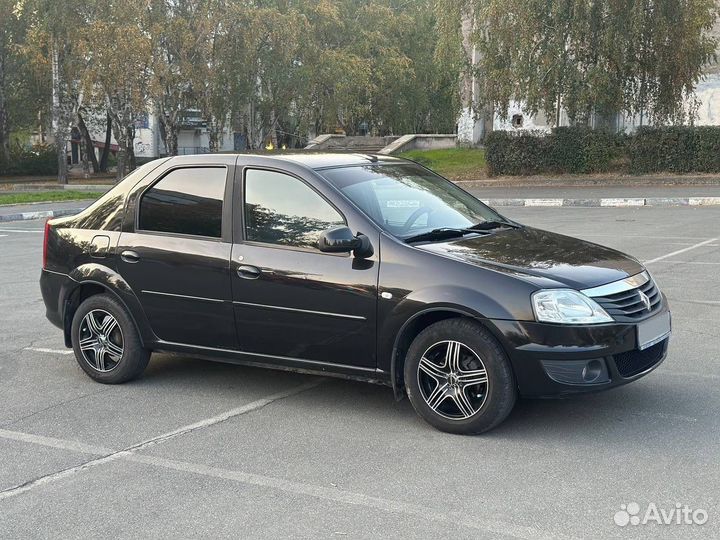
151 340 392 386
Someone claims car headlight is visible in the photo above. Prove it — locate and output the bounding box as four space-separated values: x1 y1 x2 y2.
532 289 612 324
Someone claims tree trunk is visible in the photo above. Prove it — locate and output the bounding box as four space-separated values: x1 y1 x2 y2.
51 41 68 184
555 93 562 128
0 50 9 163
165 128 178 155
115 148 126 183
77 111 99 173
207 116 222 152
129 143 137 170
79 132 89 178
159 114 178 155
99 114 111 172
270 108 278 149
109 113 127 182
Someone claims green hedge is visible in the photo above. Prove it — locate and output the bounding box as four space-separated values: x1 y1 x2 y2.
485 127 625 176
486 126 720 176
0 146 58 176
628 126 720 174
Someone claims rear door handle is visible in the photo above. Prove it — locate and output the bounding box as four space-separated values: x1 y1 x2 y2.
237 264 261 280
121 250 140 263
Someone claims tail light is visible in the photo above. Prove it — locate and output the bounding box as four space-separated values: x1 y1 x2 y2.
42 219 51 269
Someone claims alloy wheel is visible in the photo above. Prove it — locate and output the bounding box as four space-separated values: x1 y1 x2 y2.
417 340 489 420
78 309 124 372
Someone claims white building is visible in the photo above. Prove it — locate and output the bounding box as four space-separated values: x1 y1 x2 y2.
458 19 720 142
68 108 237 167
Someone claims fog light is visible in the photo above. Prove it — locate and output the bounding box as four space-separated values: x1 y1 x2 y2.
582 360 603 382
541 358 610 385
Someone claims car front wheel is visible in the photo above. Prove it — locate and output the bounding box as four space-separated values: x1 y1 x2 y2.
70 294 150 384
404 318 516 434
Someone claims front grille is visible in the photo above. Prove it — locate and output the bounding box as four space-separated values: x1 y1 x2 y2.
591 276 662 321
613 339 667 377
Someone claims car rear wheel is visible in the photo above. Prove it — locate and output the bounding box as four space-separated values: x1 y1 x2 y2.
71 294 150 384
404 318 516 434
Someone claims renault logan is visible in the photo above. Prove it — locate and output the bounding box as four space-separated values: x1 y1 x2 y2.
40 153 671 434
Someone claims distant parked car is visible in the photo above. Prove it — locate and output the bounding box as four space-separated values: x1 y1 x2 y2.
40 153 671 434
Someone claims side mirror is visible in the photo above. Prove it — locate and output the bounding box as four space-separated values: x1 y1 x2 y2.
318 226 373 259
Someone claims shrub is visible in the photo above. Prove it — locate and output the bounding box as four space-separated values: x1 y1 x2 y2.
628 126 720 174
485 127 623 176
0 145 58 176
486 125 720 176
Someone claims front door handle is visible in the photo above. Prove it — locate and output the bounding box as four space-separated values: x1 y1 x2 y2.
237 264 261 280
121 250 140 263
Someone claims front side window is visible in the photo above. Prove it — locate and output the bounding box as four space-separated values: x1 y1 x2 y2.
139 167 226 238
244 169 344 249
319 163 503 239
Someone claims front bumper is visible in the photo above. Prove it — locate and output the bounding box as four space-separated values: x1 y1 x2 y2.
493 297 670 397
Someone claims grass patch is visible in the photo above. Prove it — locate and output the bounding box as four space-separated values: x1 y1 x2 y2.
398 148 486 180
0 191 104 206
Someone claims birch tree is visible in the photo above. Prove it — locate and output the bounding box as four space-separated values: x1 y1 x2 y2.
438 0 719 127
79 0 152 180
21 0 83 183
147 0 199 155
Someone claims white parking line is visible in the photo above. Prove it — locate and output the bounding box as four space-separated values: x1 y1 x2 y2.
580 234 713 240
644 237 719 264
664 243 719 247
0 380 324 502
127 453 558 540
0 428 110 456
24 347 74 355
651 260 720 265
0 427 562 540
0 228 43 233
658 370 720 381
671 299 720 306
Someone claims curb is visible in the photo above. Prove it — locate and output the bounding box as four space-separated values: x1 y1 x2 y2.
1 196 719 223
2 184 112 193
480 197 720 207
0 207 86 223
454 176 720 188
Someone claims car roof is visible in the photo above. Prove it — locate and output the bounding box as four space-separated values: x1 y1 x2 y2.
165 152 408 171
265 152 406 170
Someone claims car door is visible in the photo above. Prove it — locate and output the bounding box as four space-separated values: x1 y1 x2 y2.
231 167 379 369
116 164 237 350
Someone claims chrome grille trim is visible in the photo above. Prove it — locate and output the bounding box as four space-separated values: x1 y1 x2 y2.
582 271 662 321
581 271 650 298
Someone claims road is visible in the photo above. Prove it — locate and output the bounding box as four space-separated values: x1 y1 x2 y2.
1 206 719 539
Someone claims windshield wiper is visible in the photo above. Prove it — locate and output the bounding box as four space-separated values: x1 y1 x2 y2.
404 220 520 244
404 227 486 244
470 220 520 231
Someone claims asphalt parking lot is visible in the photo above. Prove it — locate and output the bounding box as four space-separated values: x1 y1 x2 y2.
1 205 718 539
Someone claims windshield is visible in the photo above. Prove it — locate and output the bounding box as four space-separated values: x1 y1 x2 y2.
319 163 505 239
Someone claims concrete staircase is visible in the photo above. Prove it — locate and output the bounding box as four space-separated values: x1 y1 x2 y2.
304 135 398 153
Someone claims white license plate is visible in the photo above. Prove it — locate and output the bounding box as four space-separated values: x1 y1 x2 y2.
637 312 671 350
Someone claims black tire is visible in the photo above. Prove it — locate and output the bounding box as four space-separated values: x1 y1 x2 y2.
70 294 150 384
404 318 516 435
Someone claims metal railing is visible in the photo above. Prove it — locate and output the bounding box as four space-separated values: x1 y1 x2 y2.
177 147 210 155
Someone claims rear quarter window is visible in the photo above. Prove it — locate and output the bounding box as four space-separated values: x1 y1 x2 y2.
73 159 169 232
138 167 227 238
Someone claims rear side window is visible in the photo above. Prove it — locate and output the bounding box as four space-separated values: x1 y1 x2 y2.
139 167 226 238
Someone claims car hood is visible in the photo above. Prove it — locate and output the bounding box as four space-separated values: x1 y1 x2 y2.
416 226 644 289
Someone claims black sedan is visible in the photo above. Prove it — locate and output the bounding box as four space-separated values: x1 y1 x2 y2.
40 153 671 434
